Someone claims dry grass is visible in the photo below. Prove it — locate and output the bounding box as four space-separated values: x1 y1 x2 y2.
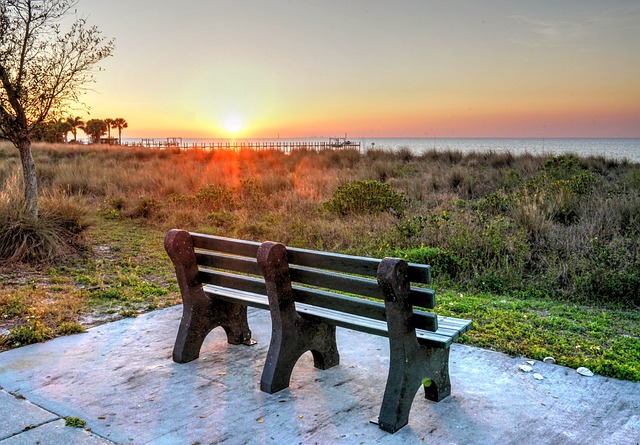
1 141 639 307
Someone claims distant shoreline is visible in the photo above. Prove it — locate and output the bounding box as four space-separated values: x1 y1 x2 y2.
115 137 640 163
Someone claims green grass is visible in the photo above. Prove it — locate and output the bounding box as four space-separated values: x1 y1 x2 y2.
436 290 640 381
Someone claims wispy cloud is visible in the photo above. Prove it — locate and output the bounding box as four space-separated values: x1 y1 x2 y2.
510 4 640 51
509 15 594 49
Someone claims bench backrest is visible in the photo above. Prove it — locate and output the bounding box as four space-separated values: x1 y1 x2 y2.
190 232 438 331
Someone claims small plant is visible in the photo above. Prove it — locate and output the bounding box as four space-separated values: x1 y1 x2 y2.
57 321 86 336
1 318 53 347
324 180 407 216
65 417 86 428
130 196 159 219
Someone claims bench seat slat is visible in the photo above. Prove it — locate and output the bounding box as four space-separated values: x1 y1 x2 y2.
198 268 436 328
204 284 270 310
199 275 438 333
296 304 465 349
292 286 438 332
202 286 471 348
204 284 452 347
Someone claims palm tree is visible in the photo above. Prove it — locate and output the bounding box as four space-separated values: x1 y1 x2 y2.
51 118 72 143
66 116 84 142
104 118 114 140
112 118 128 145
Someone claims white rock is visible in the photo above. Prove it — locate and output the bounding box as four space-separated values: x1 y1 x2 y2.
543 357 556 364
576 367 594 377
526 360 535 366
519 365 533 373
533 373 544 380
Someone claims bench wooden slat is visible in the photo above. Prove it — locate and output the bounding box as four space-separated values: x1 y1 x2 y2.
294 304 460 348
288 266 435 309
292 286 438 332
287 247 431 284
198 268 438 332
191 233 261 258
201 286 470 349
195 251 262 276
198 269 267 296
191 232 432 285
204 285 270 310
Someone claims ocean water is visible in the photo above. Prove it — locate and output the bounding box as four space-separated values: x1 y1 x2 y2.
122 137 640 164
356 138 640 163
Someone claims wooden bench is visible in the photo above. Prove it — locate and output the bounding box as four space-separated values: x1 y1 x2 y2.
164 229 472 433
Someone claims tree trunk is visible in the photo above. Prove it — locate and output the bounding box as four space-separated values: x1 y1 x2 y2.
17 137 39 219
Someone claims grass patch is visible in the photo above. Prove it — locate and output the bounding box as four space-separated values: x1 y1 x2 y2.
436 291 640 381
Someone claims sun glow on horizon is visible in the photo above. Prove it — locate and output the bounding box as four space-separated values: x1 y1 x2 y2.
222 113 245 136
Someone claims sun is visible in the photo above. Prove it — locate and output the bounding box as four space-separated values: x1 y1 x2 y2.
222 113 244 135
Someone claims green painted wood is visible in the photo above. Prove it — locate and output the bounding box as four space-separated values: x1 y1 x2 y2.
289 266 435 308
191 232 261 258
192 232 431 284
290 266 380 297
289 266 435 309
201 285 470 349
198 269 267 296
292 286 438 332
407 289 436 309
195 251 262 275
190 234 471 345
287 247 431 284
203 284 270 310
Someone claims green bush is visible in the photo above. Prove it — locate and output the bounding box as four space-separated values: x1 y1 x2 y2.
324 180 407 216
390 245 462 280
575 237 640 306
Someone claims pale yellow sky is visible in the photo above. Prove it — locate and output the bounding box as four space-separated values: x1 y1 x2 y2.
77 0 640 138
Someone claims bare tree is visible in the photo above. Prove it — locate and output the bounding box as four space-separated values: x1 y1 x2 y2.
0 0 114 218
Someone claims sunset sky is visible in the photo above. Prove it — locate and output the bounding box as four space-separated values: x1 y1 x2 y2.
77 0 640 139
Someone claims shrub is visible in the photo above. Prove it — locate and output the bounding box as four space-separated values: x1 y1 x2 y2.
0 175 91 264
195 184 234 210
324 180 407 216
390 245 462 280
575 237 640 306
130 196 159 219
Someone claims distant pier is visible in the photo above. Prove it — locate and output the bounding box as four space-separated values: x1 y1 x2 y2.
126 137 360 153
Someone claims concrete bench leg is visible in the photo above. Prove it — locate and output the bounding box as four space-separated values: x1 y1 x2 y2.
165 229 253 363
258 242 340 394
377 258 452 433
378 343 451 433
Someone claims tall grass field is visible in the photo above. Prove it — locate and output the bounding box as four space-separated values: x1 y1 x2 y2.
0 142 638 380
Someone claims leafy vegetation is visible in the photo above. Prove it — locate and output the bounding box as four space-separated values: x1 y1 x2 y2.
0 142 638 381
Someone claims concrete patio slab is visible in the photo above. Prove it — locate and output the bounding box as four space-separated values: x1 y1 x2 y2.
0 306 638 445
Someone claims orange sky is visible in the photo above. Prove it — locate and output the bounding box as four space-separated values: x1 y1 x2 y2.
77 0 640 139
